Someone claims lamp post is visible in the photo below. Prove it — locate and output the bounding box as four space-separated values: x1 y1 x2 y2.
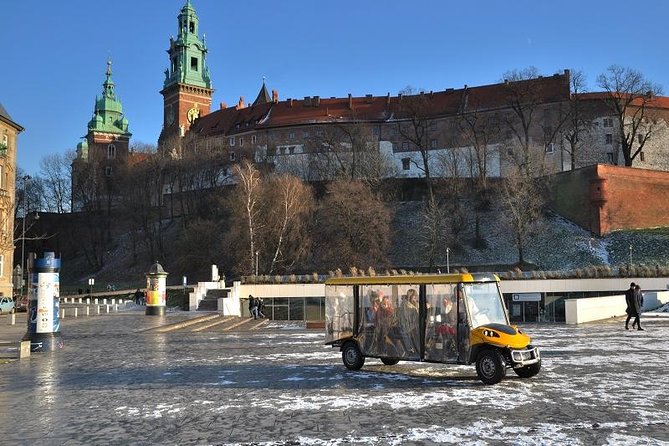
19 175 31 298
629 244 633 268
88 277 95 296
446 247 450 274
255 251 259 276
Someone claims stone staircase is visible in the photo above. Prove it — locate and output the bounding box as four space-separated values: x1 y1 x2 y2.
196 288 229 311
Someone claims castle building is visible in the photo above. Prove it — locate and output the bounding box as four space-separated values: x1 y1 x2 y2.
71 60 132 211
0 102 23 298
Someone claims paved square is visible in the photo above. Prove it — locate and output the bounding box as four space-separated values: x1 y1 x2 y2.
0 310 668 445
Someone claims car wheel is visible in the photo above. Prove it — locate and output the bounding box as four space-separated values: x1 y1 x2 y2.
476 348 506 385
342 342 365 370
381 358 400 366
514 360 541 379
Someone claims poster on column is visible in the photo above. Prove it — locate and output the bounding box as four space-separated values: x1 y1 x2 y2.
36 272 59 333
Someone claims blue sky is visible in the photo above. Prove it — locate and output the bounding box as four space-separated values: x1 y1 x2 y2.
2 0 669 176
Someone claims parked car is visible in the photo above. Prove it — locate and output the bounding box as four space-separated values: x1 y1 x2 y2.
0 296 16 314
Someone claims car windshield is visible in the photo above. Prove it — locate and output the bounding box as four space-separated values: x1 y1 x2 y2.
463 282 508 328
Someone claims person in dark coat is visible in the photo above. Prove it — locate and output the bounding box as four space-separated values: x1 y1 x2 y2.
632 284 644 330
624 282 641 330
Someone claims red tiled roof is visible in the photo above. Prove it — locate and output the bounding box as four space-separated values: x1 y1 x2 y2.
190 72 571 137
577 92 669 109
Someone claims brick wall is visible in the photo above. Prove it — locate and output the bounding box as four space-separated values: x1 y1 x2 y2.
549 164 669 235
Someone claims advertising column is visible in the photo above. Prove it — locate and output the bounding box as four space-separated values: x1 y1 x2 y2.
145 261 168 316
23 252 63 352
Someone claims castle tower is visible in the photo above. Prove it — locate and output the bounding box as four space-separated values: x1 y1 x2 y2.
71 59 131 211
158 0 213 149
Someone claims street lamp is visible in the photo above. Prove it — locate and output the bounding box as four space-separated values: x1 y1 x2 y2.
19 175 31 298
446 247 450 274
255 251 259 276
629 244 633 268
88 277 95 296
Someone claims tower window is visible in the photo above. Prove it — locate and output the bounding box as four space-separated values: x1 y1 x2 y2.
189 21 195 33
105 166 113 176
191 57 198 71
108 144 116 159
402 158 411 170
605 134 613 144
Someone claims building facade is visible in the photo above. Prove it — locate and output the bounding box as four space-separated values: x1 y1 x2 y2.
0 102 23 298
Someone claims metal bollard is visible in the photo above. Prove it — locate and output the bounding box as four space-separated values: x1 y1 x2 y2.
60 309 65 319
86 306 90 316
9 313 15 325
114 304 119 312
96 306 100 315
74 308 78 318
105 305 110 313
86 298 90 304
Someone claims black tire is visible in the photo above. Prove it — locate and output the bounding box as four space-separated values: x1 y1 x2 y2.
514 360 541 379
342 342 365 370
381 358 400 366
476 348 507 385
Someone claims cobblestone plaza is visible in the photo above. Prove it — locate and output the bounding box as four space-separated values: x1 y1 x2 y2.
1 309 668 445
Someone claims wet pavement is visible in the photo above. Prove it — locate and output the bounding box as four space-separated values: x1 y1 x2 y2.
0 308 668 445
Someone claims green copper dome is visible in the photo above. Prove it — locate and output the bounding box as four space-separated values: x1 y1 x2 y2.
87 59 131 136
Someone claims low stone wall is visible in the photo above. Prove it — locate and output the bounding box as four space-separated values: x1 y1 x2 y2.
565 290 669 324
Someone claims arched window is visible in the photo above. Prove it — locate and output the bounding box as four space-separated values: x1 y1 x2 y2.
108 144 116 159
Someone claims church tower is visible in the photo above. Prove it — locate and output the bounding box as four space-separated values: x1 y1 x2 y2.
71 59 131 211
158 0 213 148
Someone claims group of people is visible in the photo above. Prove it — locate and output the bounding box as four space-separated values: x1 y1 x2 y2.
624 282 644 331
248 294 266 320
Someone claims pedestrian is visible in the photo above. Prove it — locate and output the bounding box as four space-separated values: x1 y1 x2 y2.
134 289 143 305
632 284 644 330
624 282 643 330
248 294 258 319
257 298 265 318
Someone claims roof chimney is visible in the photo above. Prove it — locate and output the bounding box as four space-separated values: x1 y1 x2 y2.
303 96 312 107
220 101 227 110
313 96 320 107
386 92 391 107
236 96 245 110
288 98 294 107
272 89 279 103
348 93 353 110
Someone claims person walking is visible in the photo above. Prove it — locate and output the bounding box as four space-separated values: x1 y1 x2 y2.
632 284 644 330
248 294 258 319
624 282 642 330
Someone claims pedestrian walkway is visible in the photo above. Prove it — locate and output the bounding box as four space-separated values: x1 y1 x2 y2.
0 310 668 445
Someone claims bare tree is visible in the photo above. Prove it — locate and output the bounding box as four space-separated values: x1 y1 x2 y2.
500 173 546 265
314 180 391 269
501 67 568 177
596 65 664 166
234 161 263 274
263 174 314 274
305 122 392 187
562 70 595 170
39 151 74 213
419 194 447 270
395 87 438 200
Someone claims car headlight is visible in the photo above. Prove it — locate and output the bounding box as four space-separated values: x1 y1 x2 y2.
482 329 500 338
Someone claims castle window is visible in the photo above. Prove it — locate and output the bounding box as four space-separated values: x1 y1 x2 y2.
638 134 644 144
289 146 295 155
303 130 310 138
373 127 380 136
107 144 116 159
191 57 198 71
603 118 613 127
239 137 244 147
251 135 257 144
402 158 411 170
640 151 645 162
545 143 555 153
402 142 409 151
605 134 613 145
607 152 614 163
229 137 235 146
189 21 195 33
0 254 4 278
430 139 438 149
105 166 113 176
230 151 236 161
288 132 295 140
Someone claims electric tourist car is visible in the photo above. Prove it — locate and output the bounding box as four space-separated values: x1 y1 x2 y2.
324 274 541 384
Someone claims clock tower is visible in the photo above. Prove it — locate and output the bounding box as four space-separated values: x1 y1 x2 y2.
158 0 213 149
